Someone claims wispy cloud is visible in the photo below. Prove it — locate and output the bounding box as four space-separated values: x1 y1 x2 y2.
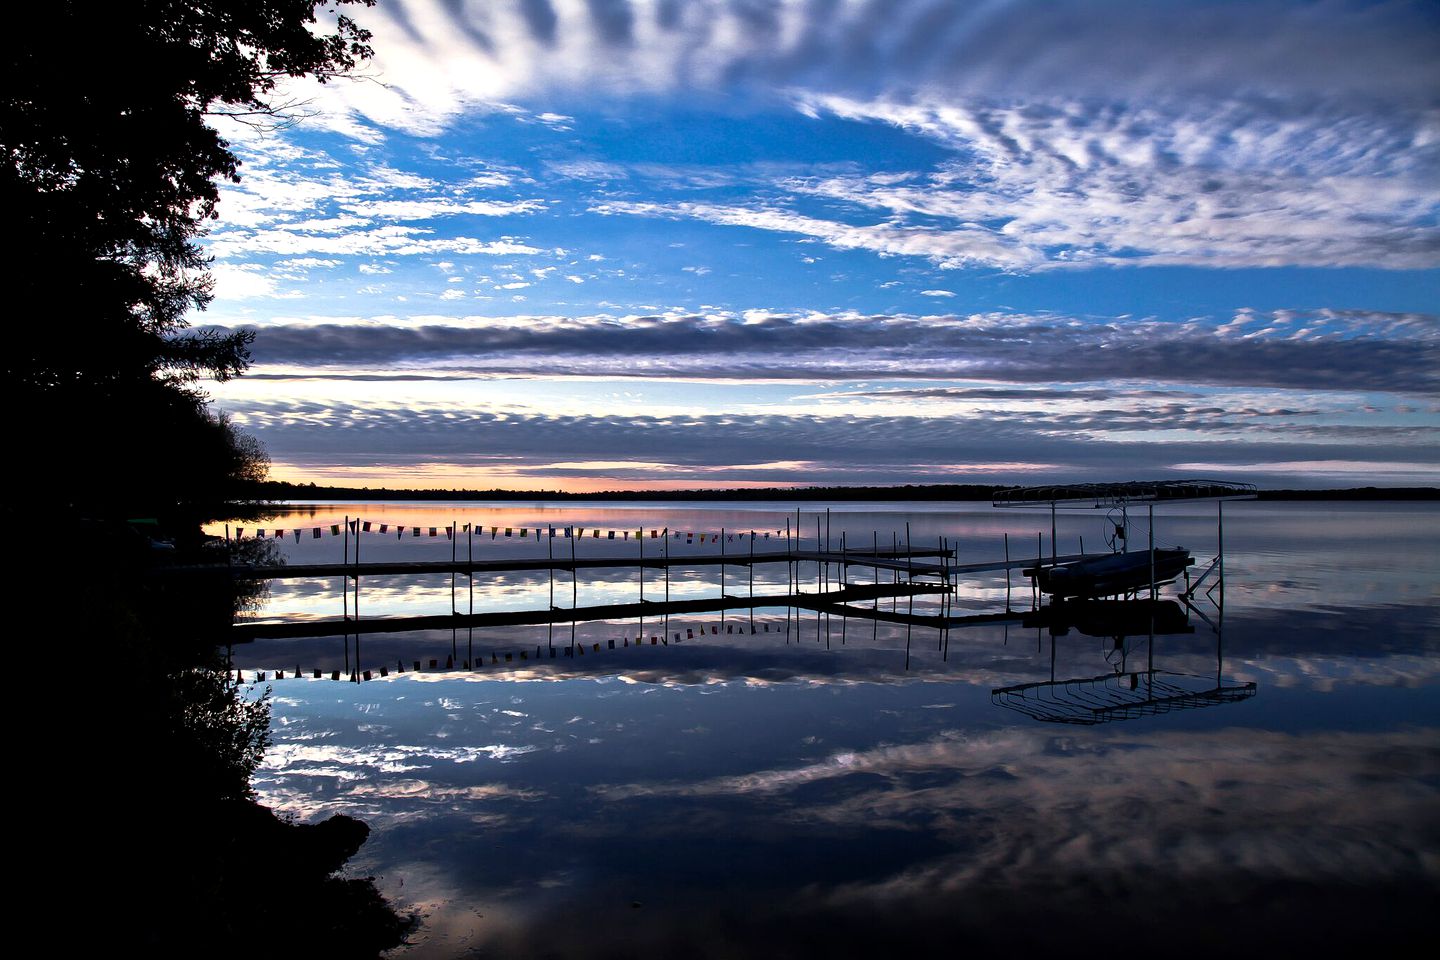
220 308 1440 395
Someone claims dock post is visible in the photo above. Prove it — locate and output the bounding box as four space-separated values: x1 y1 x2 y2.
1218 499 1225 615
1034 532 1041 610
1051 502 1057 564
872 530 879 642
892 531 899 612
749 530 755 633
720 526 726 600
825 507 831 595
353 518 361 679
1004 532 1012 612
1149 503 1156 602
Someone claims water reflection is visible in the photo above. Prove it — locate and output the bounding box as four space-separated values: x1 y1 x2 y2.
224 501 1438 957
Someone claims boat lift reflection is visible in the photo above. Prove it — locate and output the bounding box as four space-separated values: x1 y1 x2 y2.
990 598 1256 725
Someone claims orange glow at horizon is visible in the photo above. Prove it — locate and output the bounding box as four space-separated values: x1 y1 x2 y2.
265 461 816 492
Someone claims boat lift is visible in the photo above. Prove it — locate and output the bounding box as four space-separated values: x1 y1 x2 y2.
992 479 1256 610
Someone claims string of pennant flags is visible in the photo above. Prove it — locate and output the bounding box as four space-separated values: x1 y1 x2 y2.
228 520 790 544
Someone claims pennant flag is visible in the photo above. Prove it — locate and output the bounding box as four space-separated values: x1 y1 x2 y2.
686 629 694 639
331 524 340 536
412 526 421 537
608 530 615 540
711 625 718 634
674 531 681 539
379 524 388 534
565 527 573 538
294 530 301 543
505 527 512 537
349 519 358 532
673 633 680 641
363 521 371 532
549 526 556 538
446 526 453 540
764 624 770 632
593 529 601 538
520 528 527 538
235 528 245 539
622 530 629 540
312 527 322 539
651 529 658 538
463 523 470 533
274 529 283 538
726 624 733 634
764 532 770 540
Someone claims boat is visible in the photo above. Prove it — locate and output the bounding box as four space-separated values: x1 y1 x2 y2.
1029 548 1192 599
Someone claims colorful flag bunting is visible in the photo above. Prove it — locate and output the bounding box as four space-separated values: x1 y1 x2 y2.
312 528 322 539
429 527 438 537
363 521 371 532
331 524 340 535
379 524 388 534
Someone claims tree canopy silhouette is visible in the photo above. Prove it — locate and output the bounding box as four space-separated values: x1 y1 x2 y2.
2 0 374 519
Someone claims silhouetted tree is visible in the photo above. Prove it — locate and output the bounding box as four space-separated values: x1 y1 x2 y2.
2 0 373 520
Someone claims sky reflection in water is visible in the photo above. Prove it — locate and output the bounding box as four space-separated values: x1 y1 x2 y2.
231 502 1439 956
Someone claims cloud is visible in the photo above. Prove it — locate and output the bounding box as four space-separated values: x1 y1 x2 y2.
304 1 1440 130
216 398 1440 489
339 198 547 219
223 308 1440 396
240 2 1438 273
209 226 545 259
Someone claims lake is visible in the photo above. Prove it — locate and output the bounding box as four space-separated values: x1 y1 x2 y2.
220 500 1439 957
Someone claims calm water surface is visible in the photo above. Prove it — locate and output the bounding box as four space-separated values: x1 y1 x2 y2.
222 501 1440 957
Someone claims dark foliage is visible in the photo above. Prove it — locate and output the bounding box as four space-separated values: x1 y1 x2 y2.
2 0 371 522
7 4 411 954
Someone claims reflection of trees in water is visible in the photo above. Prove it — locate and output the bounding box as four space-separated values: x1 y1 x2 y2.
56 520 414 954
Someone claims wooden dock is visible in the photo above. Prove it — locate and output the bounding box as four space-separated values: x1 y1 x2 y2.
161 546 957 581
231 581 951 640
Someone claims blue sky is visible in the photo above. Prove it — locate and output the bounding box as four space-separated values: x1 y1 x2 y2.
201 0 1439 489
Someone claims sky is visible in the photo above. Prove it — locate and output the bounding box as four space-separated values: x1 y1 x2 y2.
200 0 1440 491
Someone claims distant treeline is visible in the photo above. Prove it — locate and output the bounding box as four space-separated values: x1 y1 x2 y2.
253 481 1438 503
